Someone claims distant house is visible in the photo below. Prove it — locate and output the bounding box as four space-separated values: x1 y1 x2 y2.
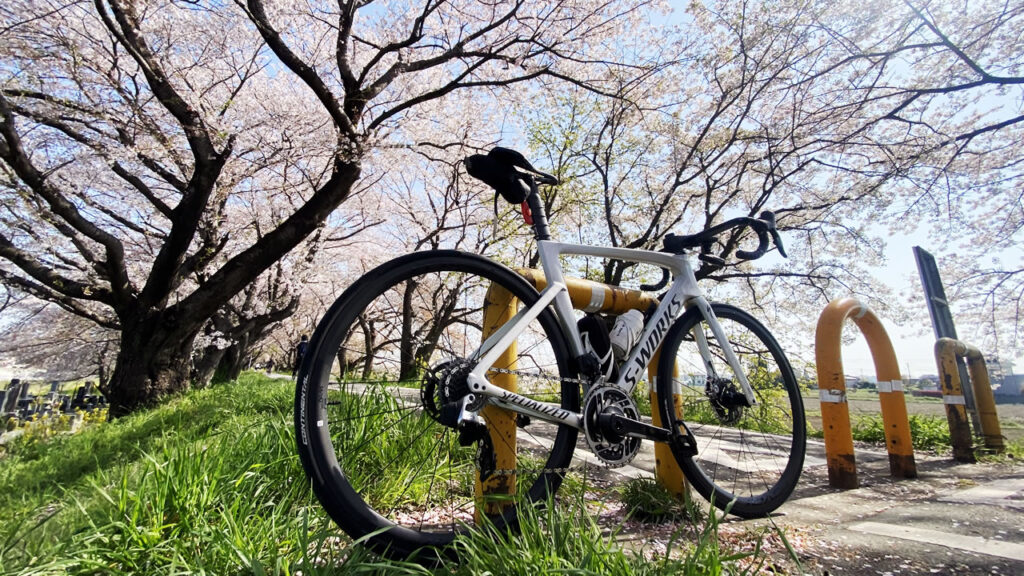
996 373 1024 396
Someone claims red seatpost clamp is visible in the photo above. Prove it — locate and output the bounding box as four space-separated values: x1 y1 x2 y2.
520 201 533 225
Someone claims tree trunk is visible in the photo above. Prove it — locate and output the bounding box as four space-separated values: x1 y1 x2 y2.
213 337 248 383
193 345 227 388
106 316 199 418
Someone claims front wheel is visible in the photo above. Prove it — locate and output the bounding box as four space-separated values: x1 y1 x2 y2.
656 303 805 517
295 251 579 560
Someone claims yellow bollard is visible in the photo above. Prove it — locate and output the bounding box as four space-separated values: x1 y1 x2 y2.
475 283 519 518
815 298 917 489
516 269 659 317
649 350 688 502
476 269 687 503
934 338 1004 456
935 339 977 462
516 269 687 497
965 351 1005 453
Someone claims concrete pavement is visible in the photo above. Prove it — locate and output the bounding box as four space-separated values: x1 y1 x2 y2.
605 434 1024 575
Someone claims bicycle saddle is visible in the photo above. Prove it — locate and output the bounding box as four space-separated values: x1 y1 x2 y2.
464 147 558 204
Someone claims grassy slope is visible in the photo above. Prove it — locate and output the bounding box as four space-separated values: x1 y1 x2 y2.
0 373 752 576
1 373 318 575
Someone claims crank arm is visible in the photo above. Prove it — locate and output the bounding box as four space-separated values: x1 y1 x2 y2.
597 412 670 442
597 413 699 456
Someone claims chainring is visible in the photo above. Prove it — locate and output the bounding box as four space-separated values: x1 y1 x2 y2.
582 385 642 467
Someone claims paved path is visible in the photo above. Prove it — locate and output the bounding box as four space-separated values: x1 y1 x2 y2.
346 381 1024 573
772 456 1024 575
593 433 1024 574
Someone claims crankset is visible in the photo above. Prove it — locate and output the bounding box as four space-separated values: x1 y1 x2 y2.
582 386 644 467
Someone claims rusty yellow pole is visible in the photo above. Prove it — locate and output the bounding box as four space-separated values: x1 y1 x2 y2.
649 350 689 502
852 307 917 478
935 338 976 462
816 301 859 489
964 350 1005 453
816 298 916 488
934 339 1004 455
516 269 659 316
475 283 518 518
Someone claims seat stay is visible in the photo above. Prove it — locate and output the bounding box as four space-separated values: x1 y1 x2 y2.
468 280 567 382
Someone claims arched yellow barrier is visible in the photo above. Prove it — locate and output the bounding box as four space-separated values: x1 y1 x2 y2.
477 270 687 515
514 270 689 500
934 338 1004 462
815 298 917 489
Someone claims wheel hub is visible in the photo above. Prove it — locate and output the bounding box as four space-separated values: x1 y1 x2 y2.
707 377 746 425
582 386 642 467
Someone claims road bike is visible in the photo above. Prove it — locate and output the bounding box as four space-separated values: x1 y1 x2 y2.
294 148 806 560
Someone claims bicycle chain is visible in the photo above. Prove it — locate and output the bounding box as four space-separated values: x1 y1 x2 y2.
484 365 590 386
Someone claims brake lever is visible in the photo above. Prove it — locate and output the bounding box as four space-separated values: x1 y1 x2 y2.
770 229 788 258
758 210 787 258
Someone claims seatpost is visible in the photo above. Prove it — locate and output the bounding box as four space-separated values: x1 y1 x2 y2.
525 180 551 241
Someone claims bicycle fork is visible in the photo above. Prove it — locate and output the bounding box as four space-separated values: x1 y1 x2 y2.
688 297 759 407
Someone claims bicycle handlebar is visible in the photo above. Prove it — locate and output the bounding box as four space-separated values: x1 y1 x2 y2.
663 211 787 260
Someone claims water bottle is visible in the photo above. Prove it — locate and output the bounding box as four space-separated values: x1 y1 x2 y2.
610 309 645 361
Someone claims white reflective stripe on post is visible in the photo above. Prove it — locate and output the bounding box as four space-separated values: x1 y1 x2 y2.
820 389 847 403
584 285 605 313
877 380 904 393
943 395 966 406
852 298 869 320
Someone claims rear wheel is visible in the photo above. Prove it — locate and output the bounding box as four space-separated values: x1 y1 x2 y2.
656 303 805 517
295 251 579 560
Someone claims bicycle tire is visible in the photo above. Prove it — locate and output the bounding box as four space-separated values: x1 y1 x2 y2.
295 250 579 560
656 303 805 517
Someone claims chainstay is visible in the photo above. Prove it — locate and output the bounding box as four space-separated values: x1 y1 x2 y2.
479 368 647 473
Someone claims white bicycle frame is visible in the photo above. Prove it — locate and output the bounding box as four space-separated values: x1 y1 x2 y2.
464 239 757 433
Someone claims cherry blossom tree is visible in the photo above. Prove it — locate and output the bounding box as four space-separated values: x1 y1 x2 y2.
521 0 1022 361
793 0 1024 358
0 0 661 415
0 297 118 383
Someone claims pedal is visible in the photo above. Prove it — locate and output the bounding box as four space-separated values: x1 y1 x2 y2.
673 422 699 456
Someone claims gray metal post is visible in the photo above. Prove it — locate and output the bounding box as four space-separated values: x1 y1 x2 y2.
914 246 982 436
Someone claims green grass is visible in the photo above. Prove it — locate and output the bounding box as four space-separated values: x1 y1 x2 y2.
0 373 320 575
806 412 954 451
0 372 778 575
619 477 698 523
848 414 953 451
